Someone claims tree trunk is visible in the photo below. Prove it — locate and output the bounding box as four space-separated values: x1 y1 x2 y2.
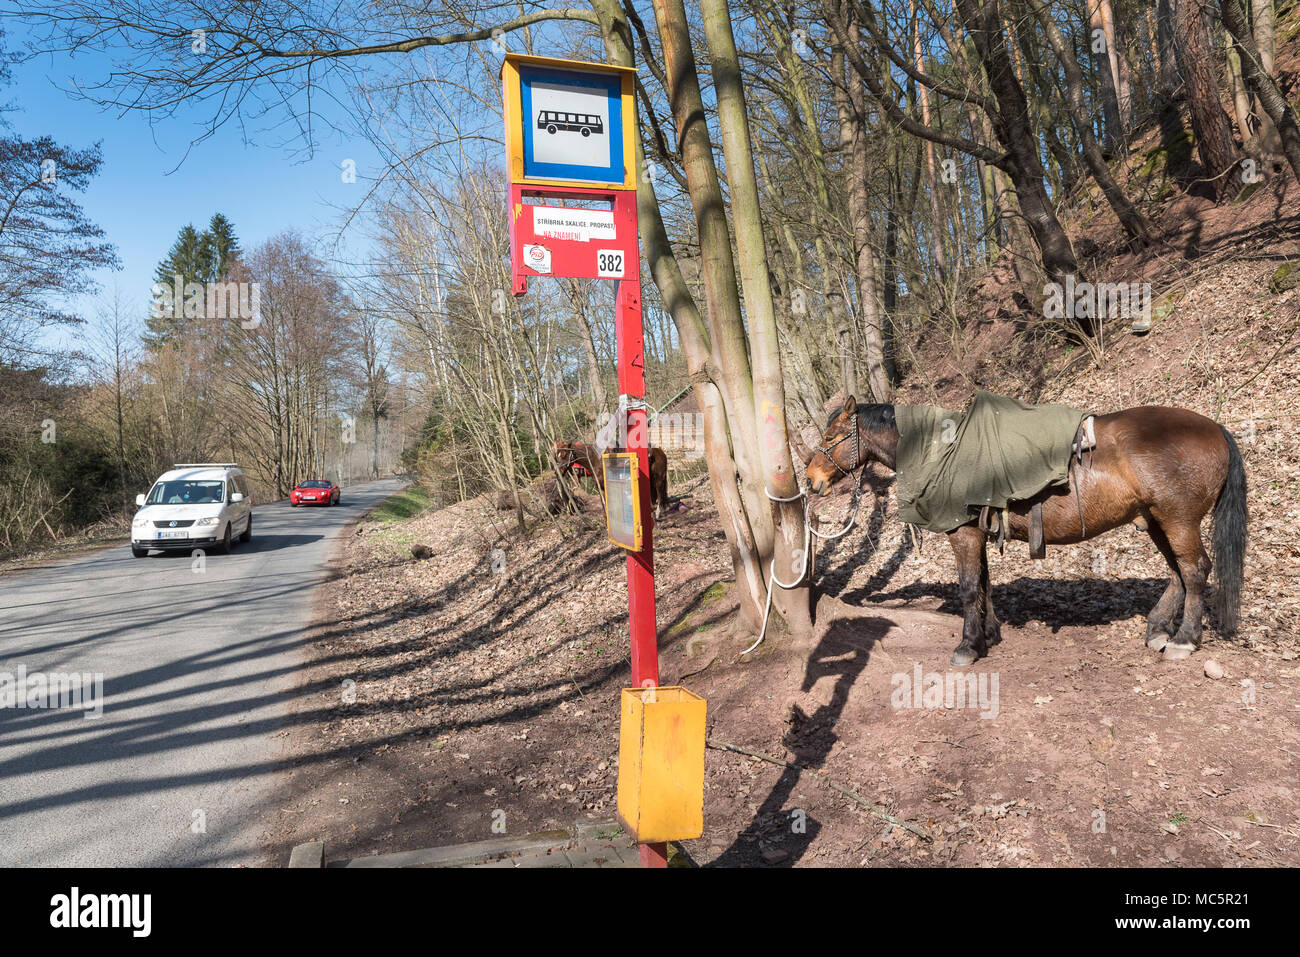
911 0 950 285
1099 0 1133 130
832 39 892 400
953 0 1084 326
1173 0 1242 200
753 3 861 401
885 135 903 307
752 143 830 423
1012 13 1080 194
919 0 1006 264
1156 0 1181 97
566 278 608 411
645 0 775 562
1221 0 1300 182
590 0 800 639
699 0 814 637
1227 30 1260 155
1251 0 1284 158
1031 0 1153 245
114 350 128 506
1088 0 1124 152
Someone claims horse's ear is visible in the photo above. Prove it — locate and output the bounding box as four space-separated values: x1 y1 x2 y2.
844 395 857 416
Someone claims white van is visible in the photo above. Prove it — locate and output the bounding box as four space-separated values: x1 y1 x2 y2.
131 464 254 557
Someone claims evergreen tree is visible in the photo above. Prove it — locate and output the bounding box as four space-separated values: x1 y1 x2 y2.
146 215 241 348
207 213 241 278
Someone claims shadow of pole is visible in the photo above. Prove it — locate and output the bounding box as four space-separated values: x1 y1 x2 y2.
707 617 891 867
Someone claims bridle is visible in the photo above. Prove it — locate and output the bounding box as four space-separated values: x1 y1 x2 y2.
801 409 876 545
815 421 861 478
813 412 868 515
554 443 585 473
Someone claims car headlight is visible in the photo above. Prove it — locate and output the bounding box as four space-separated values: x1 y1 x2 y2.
195 516 221 527
132 514 148 527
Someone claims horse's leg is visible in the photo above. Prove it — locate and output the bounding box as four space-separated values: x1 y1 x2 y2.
948 525 989 666
981 542 1002 650
659 471 669 518
1162 522 1212 659
1143 518 1186 650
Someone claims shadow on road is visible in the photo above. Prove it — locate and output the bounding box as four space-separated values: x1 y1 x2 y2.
139 533 325 557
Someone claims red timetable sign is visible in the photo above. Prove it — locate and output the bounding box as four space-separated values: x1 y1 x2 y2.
508 183 640 296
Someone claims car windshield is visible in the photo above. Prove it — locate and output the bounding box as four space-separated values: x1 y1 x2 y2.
146 480 226 505
300 481 331 488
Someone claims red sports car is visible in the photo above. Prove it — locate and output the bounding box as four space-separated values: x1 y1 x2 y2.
290 479 340 506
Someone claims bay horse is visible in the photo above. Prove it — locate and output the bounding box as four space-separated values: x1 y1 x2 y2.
552 440 670 519
805 397 1247 666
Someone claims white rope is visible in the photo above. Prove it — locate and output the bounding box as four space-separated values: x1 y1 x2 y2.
740 479 867 657
766 488 805 503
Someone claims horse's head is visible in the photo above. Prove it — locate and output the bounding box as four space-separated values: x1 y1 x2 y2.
552 441 579 471
805 396 898 495
552 440 592 474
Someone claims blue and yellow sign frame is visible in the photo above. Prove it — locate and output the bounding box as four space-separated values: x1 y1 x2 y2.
502 53 637 191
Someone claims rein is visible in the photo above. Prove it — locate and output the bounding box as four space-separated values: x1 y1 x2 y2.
813 418 868 534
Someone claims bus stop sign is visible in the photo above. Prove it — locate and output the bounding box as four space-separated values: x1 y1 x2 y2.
502 53 636 190
501 52 675 869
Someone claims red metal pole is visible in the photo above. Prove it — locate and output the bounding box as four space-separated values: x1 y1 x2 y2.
612 191 667 869
615 286 657 684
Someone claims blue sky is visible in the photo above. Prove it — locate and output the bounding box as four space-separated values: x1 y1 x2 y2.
8 26 385 331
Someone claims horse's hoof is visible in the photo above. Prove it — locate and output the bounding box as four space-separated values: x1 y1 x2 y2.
1145 632 1168 651
950 646 980 667
1162 642 1196 660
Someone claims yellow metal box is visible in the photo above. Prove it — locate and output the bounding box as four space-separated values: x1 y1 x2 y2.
617 686 706 843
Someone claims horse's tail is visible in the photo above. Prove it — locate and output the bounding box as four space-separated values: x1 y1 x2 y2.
1212 425 1247 636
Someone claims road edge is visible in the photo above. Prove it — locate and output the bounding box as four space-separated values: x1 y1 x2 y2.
259 475 415 866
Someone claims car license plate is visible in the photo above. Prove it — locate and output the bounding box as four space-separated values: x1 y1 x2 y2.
156 529 188 540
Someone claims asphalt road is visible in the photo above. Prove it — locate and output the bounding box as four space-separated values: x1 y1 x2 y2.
0 477 407 866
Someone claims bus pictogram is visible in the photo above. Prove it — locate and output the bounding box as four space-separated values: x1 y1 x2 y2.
537 110 604 137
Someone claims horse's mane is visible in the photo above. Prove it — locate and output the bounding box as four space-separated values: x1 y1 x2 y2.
826 402 896 433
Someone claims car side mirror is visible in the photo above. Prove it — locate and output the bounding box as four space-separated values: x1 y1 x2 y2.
135 494 146 507
230 492 245 502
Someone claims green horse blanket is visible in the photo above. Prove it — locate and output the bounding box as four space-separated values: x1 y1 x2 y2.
894 390 1089 533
